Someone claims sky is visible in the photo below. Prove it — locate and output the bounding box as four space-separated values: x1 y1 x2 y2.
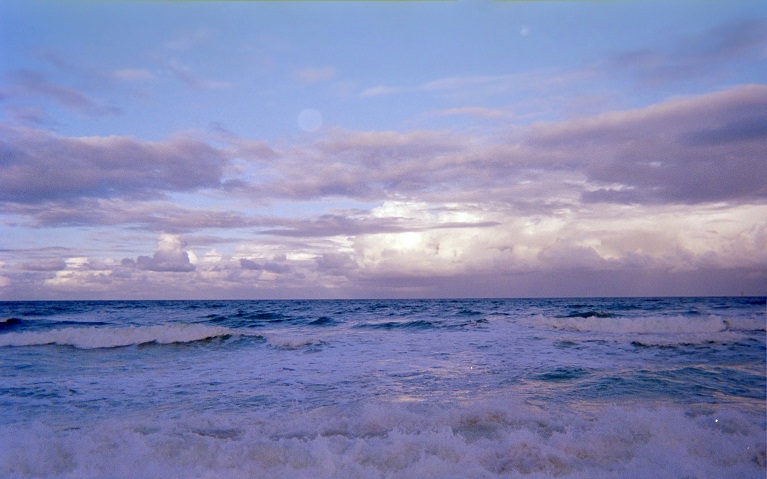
0 0 765 300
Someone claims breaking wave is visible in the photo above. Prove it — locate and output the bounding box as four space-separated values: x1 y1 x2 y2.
531 314 765 335
0 324 254 349
1 400 763 479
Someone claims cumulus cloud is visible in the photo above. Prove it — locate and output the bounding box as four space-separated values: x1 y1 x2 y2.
2 199 764 299
43 257 118 291
239 257 290 274
125 234 195 273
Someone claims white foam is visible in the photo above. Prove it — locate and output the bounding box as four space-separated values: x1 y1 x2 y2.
0 324 248 349
1 401 763 479
264 332 328 350
535 315 727 334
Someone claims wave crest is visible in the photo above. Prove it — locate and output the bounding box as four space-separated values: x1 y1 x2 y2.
0 324 249 349
533 315 764 335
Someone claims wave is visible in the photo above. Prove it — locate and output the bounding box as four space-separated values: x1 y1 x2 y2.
357 319 437 330
1 400 764 479
557 311 616 319
265 333 326 350
531 314 765 335
0 318 23 330
308 316 337 326
0 324 258 349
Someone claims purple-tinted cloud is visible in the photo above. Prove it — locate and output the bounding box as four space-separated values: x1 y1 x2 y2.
236 85 766 207
124 234 195 273
0 125 230 204
0 70 120 116
607 18 767 86
18 259 67 272
2 84 763 226
4 105 55 126
315 252 357 276
239 258 290 274
528 84 767 204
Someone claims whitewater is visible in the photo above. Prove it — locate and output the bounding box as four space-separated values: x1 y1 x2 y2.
1 297 764 478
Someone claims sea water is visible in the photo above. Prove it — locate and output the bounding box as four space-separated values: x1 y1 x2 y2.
1 297 764 478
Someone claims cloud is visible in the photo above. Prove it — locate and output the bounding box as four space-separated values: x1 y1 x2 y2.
358 69 595 101
2 198 274 232
1 81 765 298
4 105 55 126
239 258 290 274
125 234 195 273
0 70 120 116
606 18 767 86
239 129 475 202
315 252 357 276
432 106 509 119
359 85 402 98
43 257 118 291
528 84 767 204
3 200 764 299
18 259 68 272
0 125 231 204
233 85 766 208
2 84 763 223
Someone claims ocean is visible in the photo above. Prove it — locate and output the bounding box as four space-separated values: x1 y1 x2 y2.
1 297 765 478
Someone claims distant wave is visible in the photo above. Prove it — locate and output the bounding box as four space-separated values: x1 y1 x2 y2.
0 324 257 349
557 311 616 319
532 315 765 335
357 319 437 330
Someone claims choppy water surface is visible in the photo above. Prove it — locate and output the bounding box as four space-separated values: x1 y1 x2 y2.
1 297 765 478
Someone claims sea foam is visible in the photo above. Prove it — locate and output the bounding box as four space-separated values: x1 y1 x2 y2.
534 314 764 334
1 400 763 479
0 324 250 349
